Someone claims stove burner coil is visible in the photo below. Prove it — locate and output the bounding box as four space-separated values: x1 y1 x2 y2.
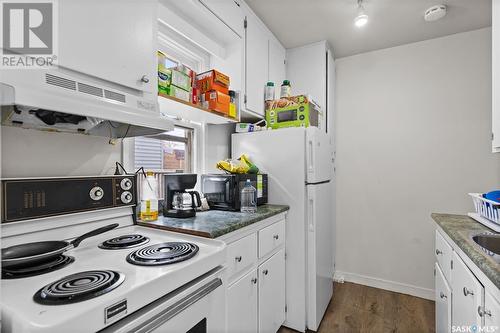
126 242 199 266
33 270 124 305
99 234 150 250
2 255 74 280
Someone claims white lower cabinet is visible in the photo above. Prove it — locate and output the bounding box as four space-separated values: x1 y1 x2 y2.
227 270 258 333
482 291 500 327
435 228 500 332
451 251 484 327
258 250 285 333
222 217 286 333
435 263 451 333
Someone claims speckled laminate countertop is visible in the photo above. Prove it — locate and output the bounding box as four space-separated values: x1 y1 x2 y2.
137 204 289 238
431 213 500 290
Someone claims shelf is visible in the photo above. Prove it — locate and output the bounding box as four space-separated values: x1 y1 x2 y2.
158 93 238 125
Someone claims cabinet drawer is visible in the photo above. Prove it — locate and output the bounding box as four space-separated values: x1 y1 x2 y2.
435 230 453 281
258 220 285 258
226 233 257 281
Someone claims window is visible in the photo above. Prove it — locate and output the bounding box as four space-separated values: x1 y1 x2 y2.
134 126 193 173
158 21 210 73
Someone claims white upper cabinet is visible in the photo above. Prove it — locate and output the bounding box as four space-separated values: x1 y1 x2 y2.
268 39 286 89
199 0 244 37
58 0 156 94
244 13 269 117
493 0 500 152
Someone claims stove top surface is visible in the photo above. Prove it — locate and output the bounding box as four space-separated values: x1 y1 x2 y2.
1 225 226 332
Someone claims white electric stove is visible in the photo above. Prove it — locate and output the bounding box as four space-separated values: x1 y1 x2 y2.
1 176 227 333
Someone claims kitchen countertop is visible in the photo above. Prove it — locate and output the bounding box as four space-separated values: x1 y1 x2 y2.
137 204 289 238
431 213 500 290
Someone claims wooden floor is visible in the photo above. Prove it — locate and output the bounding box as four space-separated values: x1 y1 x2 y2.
278 282 435 333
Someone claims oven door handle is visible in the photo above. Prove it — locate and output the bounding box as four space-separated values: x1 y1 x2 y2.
131 277 222 333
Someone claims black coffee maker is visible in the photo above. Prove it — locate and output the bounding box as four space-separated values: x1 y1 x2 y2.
163 174 202 218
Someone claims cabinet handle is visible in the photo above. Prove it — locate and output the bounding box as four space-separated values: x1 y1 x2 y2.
235 256 242 262
435 249 442 255
440 292 447 299
463 287 474 296
273 234 279 240
251 277 258 284
140 75 150 83
478 306 492 317
263 269 269 275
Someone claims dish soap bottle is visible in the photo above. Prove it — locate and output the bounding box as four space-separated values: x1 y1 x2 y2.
280 80 291 98
240 179 257 213
140 171 159 221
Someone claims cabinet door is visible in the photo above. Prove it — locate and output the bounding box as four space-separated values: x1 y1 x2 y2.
245 14 268 116
451 252 483 327
268 39 286 88
199 0 244 37
58 0 156 93
481 291 500 328
435 263 451 333
258 249 285 333
227 270 258 333
493 0 500 151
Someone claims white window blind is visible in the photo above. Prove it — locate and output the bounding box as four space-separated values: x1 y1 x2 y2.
134 137 163 170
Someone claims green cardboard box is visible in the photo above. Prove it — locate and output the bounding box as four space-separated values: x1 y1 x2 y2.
266 101 320 129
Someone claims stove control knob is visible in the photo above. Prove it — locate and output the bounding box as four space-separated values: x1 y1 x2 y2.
121 191 133 204
90 186 104 201
120 178 133 191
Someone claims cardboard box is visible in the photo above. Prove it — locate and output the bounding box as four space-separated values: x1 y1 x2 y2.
203 90 230 114
197 70 230 95
168 85 191 102
158 65 171 95
171 69 191 92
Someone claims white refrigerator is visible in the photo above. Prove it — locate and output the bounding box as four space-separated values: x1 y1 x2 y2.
232 127 335 332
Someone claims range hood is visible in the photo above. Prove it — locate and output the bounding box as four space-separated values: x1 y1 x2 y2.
1 68 174 138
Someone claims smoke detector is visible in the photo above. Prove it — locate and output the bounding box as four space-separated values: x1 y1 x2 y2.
424 5 447 22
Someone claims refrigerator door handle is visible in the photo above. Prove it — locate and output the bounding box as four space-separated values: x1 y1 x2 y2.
308 195 315 232
308 139 314 174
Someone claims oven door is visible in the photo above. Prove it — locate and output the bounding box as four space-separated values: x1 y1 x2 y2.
201 176 236 210
101 268 226 333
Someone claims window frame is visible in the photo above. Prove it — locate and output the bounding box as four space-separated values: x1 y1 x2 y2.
122 120 203 175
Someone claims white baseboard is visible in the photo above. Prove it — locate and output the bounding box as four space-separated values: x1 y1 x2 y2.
333 271 434 301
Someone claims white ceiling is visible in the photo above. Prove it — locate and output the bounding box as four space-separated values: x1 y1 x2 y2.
245 0 492 58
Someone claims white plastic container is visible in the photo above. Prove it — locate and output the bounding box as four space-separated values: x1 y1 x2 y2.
140 171 159 221
468 193 500 232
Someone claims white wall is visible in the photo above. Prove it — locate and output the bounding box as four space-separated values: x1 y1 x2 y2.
335 28 500 299
204 123 234 173
1 126 121 177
